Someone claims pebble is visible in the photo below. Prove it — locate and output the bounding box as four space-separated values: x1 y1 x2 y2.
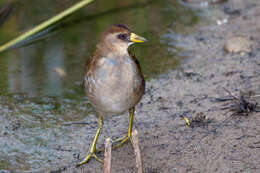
224 36 252 55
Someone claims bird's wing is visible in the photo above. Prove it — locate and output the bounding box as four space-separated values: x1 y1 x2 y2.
128 50 143 78
82 54 97 89
128 50 145 93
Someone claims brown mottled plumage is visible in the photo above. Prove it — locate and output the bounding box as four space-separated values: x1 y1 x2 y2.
77 24 147 166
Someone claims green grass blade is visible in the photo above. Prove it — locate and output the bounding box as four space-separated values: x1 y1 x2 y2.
0 0 95 52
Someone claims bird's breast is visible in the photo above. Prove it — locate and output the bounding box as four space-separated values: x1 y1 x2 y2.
84 56 143 115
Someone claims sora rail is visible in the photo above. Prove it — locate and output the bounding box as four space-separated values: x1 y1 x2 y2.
77 24 146 166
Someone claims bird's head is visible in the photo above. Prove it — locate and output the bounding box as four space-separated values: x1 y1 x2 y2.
97 24 147 55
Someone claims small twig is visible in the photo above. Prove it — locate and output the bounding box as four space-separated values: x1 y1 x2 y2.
53 146 73 152
181 114 191 126
104 138 112 173
252 95 260 98
132 130 143 173
223 87 239 100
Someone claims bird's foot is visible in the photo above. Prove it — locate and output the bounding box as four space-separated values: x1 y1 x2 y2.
76 152 103 167
112 134 133 148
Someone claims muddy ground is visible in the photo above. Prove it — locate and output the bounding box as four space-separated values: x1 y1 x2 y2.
53 0 260 173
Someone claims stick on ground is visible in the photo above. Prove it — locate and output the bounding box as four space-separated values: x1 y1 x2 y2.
132 130 143 173
104 138 112 173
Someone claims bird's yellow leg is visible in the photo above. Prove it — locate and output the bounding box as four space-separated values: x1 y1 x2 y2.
113 107 134 148
76 115 103 167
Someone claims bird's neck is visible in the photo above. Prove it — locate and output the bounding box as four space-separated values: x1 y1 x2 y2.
97 42 129 57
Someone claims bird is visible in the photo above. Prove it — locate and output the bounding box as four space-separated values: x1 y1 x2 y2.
77 24 147 166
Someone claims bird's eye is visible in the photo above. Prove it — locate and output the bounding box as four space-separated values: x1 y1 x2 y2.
118 34 128 41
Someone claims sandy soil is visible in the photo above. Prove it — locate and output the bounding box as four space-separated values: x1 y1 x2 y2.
51 0 260 172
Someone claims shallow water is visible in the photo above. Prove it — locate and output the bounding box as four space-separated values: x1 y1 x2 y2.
0 0 205 171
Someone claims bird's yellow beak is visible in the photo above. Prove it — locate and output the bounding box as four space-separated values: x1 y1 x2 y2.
130 33 147 43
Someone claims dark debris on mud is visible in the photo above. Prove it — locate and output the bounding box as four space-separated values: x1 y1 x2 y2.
214 88 260 122
182 112 213 128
